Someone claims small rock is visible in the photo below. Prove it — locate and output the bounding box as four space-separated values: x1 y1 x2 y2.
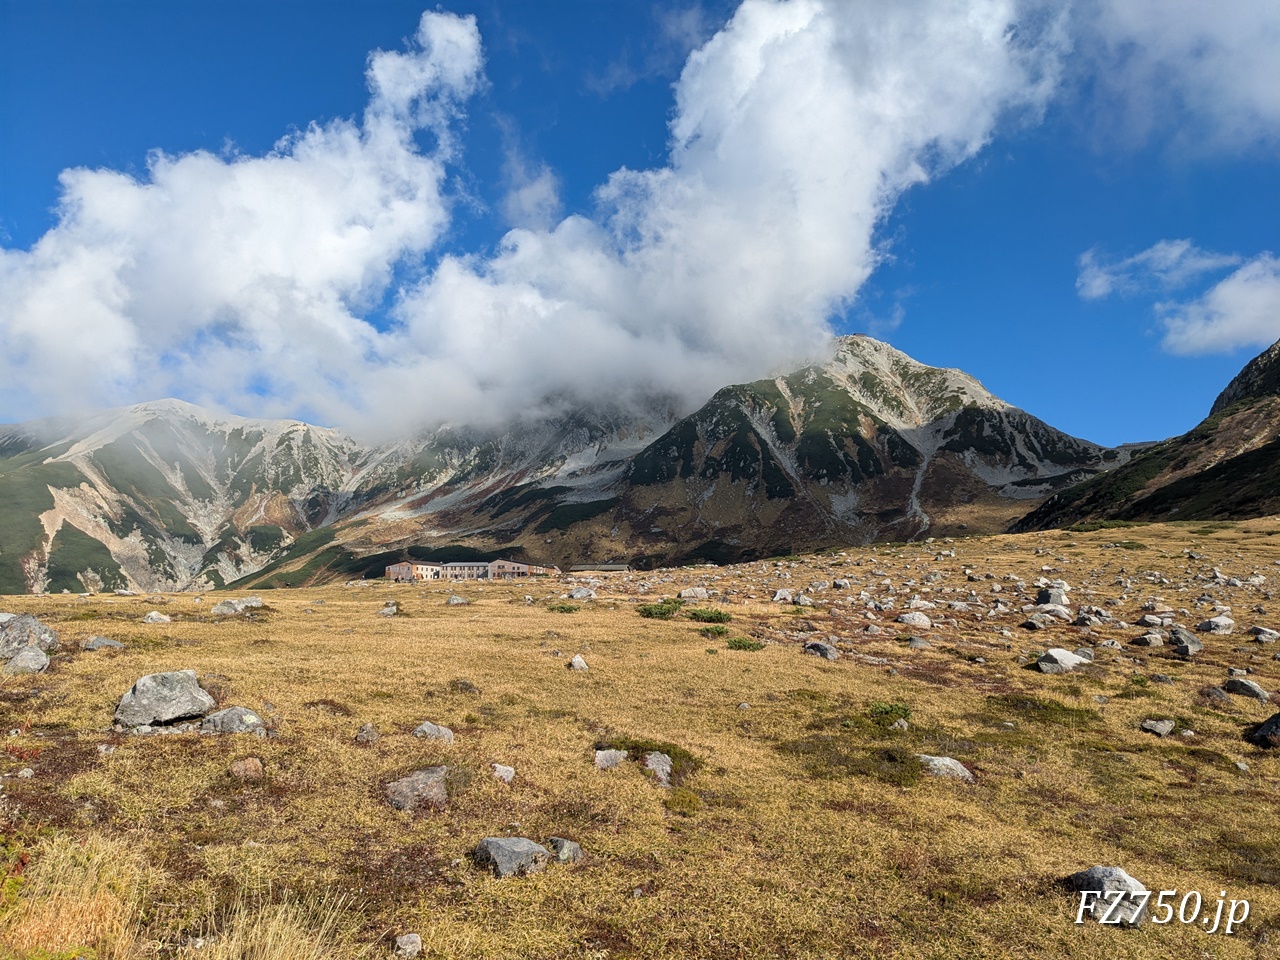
889 717 909 731
1235 761 1250 773
644 751 673 787
82 635 124 651
802 640 839 661
473 837 551 878
229 757 264 782
141 611 171 624
394 933 424 959
567 654 589 671
1251 626 1280 643
772 589 793 603
907 637 931 650
917 755 975 783
354 722 380 744
547 836 584 863
1072 647 1094 661
896 611 932 630
385 767 448 812
413 720 455 743
16 768 34 779
492 763 515 783
1140 719 1175 737
594 748 627 770
446 595 469 606
1131 633 1164 647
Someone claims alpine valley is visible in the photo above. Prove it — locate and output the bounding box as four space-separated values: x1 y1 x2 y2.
0 333 1193 594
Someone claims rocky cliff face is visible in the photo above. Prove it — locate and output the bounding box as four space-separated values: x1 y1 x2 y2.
0 336 1130 592
1014 336 1280 532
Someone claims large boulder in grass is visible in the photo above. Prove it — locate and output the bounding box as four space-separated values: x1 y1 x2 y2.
3 647 49 674
115 670 216 727
1036 648 1088 674
1064 866 1149 927
473 837 551 878
386 767 449 812
0 614 60 660
1251 713 1280 747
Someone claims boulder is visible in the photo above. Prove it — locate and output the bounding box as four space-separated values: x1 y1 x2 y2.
802 641 840 661
907 637 932 650
1173 633 1203 657
141 611 171 624
1197 616 1235 634
1251 713 1280 747
0 614 60 660
1064 866 1148 927
82 636 123 651
115 670 216 727
446 595 469 606
386 767 448 812
413 720 455 743
1140 719 1175 737
1036 648 1087 674
594 748 627 770
548 836 584 863
678 588 709 600
567 654 589 671
772 589 793 603
210 597 260 616
1251 626 1280 643
644 751 673 787
1224 677 1271 702
474 837 551 878
3 647 49 674
1037 588 1069 606
896 611 932 630
492 763 515 783
568 587 596 601
394 933 424 959
201 706 266 736
917 755 975 783
1131 633 1164 647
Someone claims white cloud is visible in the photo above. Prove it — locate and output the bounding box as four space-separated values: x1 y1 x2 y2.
1077 239 1242 299
1075 0 1280 150
0 1 1063 436
1159 254 1280 354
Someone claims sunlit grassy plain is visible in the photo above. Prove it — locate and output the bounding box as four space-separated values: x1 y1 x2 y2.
2 520 1279 958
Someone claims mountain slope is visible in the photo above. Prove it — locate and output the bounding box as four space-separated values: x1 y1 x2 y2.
1014 336 1280 531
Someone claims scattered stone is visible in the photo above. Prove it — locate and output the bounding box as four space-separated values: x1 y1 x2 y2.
446 595 469 606
115 670 217 727
1251 626 1280 643
772 589 793 603
1036 648 1088 674
1235 761 1250 773
394 933 424 959
211 597 263 616
1037 588 1069 606
1135 614 1165 629
0 614 61 659
1197 616 1235 634
378 601 399 617
678 587 708 600
141 611 171 624
201 706 266 736
907 637 931 650
386 767 448 812
354 722 380 744
547 836 584 863
1098 638 1123 650
3 647 49 674
644 751 673 787
896 611 932 629
1224 677 1271 702
492 763 515 783
917 755 975 783
474 837 551 878
1131 633 1164 647
889 717 909 732
794 594 815 607
594 749 627 770
567 654 589 671
82 636 123 651
802 640 839 661
16 768 34 779
229 757 264 782
1140 719 1175 737
1072 647 1094 661
1064 866 1149 927
568 587 597 601
413 720 455 743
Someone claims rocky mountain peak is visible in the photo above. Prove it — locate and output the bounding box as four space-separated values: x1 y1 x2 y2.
1210 336 1280 416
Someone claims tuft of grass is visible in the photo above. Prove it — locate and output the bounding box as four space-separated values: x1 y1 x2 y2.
547 603 580 614
777 737 924 786
686 608 731 623
175 893 373 960
726 636 765 652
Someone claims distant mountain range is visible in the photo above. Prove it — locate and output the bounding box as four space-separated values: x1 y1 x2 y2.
1015 336 1280 531
0 333 1175 593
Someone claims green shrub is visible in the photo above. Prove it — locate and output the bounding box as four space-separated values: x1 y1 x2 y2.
727 636 766 652
869 702 911 726
664 787 703 817
638 599 684 619
547 603 580 614
700 624 730 638
687 607 731 623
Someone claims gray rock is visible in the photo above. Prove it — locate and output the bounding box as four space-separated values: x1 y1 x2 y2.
644 751 673 787
896 611 932 629
548 836 584 863
386 767 448 812
1197 616 1235 634
378 601 399 618
1251 626 1280 643
1173 634 1204 656
413 720 455 743
594 748 627 770
1036 648 1088 674
446 595 469 606
1140 719 1175 737
473 837 551 878
794 594 815 607
394 933 423 959
917 755 975 783
141 611 171 624
1065 866 1149 927
200 706 266 736
1073 647 1094 661
833 579 851 590
678 587 708 600
567 654 589 671
568 587 596 601
907 637 932 650
802 640 839 661
492 763 515 783
1135 614 1165 629
1252 713 1280 747
82 635 123 651
1098 639 1123 650
0 614 60 659
1202 686 1231 704
115 670 217 727
1131 633 1164 647
3 647 49 674
889 717 910 731
1037 588 1069 606
1224 677 1271 702
772 589 793 603
354 722 379 744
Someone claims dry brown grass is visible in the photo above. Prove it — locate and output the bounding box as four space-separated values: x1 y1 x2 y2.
1 520 1279 957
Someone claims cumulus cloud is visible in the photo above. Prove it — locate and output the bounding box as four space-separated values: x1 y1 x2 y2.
1159 254 1280 354
1076 239 1242 299
0 1 1062 436
1073 0 1280 150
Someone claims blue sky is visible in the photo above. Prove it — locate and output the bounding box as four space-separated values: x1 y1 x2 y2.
1 0 1278 445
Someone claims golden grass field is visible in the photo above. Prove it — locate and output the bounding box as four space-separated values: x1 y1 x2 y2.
2 520 1280 958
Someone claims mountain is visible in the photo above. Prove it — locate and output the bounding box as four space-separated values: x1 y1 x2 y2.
0 337 1126 593
1014 336 1280 532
